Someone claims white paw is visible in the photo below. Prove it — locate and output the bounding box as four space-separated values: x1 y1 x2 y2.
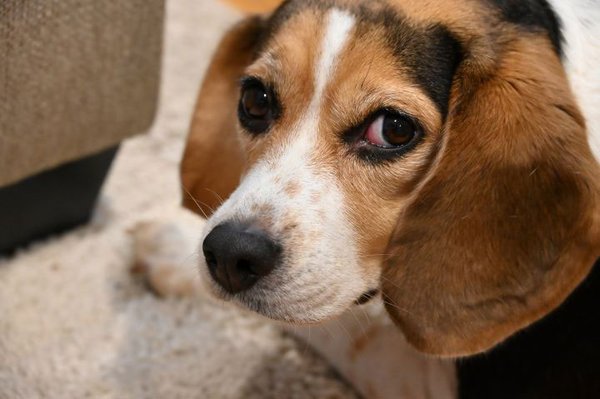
129 212 206 298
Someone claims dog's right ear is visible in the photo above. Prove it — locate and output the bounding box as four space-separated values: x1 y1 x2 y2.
380 34 600 357
181 17 265 217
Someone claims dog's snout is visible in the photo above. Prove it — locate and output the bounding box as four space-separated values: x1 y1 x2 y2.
203 222 281 294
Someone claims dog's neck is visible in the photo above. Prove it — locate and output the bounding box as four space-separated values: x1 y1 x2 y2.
458 258 600 398
548 0 600 163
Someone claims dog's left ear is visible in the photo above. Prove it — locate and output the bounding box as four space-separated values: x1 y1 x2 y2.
382 35 600 357
180 17 266 217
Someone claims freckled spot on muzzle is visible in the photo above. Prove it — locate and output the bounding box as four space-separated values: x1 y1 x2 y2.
284 180 300 197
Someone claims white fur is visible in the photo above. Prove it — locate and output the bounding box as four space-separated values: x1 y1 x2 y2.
314 9 356 104
286 300 458 399
548 0 600 162
199 9 378 323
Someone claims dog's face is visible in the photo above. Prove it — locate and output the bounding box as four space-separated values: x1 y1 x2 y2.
183 0 600 356
201 3 455 323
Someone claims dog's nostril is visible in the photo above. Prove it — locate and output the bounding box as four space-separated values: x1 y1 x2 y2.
236 259 258 278
205 250 217 270
203 222 281 294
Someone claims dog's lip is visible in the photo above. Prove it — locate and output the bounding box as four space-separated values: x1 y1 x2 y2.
354 289 379 305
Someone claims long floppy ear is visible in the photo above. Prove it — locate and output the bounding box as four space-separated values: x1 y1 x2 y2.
382 35 600 357
180 17 265 217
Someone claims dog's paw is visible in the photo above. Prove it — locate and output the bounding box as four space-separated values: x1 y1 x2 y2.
129 213 206 298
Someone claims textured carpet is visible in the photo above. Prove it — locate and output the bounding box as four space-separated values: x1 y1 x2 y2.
0 1 357 398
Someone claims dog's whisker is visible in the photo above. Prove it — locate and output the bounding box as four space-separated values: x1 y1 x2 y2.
350 306 368 337
300 325 312 359
205 188 225 207
379 274 407 292
362 253 395 261
183 187 210 219
357 302 373 327
321 321 336 341
334 317 353 342
381 299 413 316
188 191 219 216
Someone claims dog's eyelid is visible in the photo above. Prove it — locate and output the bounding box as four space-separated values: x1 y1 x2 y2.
239 75 264 88
380 107 423 130
341 107 425 140
239 75 279 92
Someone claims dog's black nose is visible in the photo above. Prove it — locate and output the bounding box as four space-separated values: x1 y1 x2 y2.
203 222 281 294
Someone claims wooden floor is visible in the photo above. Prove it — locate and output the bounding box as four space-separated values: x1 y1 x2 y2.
220 0 283 13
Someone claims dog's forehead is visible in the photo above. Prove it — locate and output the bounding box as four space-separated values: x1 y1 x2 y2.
254 0 564 116
263 0 464 31
256 0 464 117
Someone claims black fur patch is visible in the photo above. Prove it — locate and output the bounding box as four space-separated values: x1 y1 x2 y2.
458 259 600 398
486 0 563 56
259 0 463 118
355 6 463 119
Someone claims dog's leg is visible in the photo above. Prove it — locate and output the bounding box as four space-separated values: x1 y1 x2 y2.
284 302 457 399
129 210 207 298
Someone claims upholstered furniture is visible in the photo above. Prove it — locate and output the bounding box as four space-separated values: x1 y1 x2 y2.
0 0 165 252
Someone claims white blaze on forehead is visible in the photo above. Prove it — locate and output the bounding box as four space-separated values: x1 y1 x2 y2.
313 9 356 106
288 8 356 164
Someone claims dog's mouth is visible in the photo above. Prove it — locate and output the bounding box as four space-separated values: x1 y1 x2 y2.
217 285 382 325
354 289 380 305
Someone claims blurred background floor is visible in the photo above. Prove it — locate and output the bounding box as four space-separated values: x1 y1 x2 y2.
0 1 357 398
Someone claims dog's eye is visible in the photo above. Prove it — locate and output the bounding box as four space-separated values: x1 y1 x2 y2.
238 78 276 134
242 86 269 118
364 113 418 148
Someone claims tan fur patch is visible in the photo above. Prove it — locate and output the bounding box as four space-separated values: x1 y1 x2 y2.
220 0 283 14
284 180 300 197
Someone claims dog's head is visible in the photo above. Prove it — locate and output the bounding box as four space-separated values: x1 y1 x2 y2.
182 0 600 357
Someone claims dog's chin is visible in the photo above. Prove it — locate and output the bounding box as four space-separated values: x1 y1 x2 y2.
200 273 364 325
235 295 351 325
230 289 356 324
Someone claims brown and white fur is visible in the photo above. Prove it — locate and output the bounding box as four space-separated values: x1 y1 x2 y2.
137 0 600 397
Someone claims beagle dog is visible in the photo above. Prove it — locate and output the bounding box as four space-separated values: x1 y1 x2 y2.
148 0 600 397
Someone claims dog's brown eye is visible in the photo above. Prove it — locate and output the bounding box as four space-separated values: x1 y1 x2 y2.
238 78 278 134
242 87 269 118
364 113 418 148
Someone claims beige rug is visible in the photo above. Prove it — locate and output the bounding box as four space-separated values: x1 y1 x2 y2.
0 1 357 398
